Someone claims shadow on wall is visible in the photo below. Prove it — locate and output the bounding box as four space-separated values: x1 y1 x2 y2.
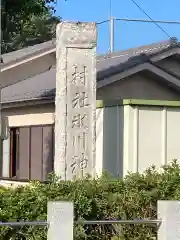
102 105 124 178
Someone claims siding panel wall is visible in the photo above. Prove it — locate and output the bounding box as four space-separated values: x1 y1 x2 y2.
167 109 180 162
1 124 54 181
30 126 43 180
138 106 162 172
124 105 180 176
96 106 124 178
19 127 30 179
95 108 104 177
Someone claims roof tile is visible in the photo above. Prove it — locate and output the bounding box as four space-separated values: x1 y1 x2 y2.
1 38 178 104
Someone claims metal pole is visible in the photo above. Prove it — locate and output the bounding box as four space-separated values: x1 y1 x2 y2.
109 0 114 53
0 221 48 227
79 219 162 225
110 16 114 53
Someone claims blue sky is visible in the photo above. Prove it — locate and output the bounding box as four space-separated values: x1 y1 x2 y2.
55 0 180 54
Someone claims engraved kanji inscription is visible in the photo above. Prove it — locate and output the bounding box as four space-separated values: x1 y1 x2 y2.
72 113 88 128
72 132 87 152
79 153 88 169
71 156 78 174
55 22 97 180
71 153 88 174
72 65 86 85
72 92 89 108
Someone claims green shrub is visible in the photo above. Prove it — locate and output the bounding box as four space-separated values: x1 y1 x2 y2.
0 160 180 239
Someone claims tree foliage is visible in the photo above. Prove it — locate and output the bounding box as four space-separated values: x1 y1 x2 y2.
1 0 60 54
0 161 180 239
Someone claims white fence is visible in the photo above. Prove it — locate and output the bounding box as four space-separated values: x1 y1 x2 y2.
1 200 180 239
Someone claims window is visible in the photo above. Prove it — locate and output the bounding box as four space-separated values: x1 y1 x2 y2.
8 125 54 181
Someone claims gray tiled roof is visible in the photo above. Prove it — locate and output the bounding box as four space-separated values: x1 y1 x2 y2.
97 39 177 79
1 68 56 103
2 40 55 65
1 39 176 104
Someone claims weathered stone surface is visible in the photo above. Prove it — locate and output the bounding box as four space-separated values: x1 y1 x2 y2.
55 22 97 180
158 200 180 240
47 201 73 240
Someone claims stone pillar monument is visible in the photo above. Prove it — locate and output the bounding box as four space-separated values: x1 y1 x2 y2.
55 22 97 180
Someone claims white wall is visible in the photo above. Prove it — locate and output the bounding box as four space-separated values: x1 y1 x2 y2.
95 106 124 178
123 105 180 176
2 104 55 127
95 108 104 176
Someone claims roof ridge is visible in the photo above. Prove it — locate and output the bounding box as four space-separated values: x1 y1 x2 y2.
2 40 55 57
2 38 179 67
97 40 172 63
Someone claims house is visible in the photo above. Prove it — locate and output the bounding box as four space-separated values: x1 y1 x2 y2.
1 37 180 182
